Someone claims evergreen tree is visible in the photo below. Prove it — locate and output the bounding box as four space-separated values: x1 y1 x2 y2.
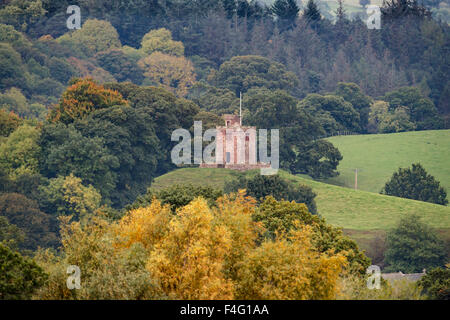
271 0 300 23
384 214 447 273
303 0 321 21
381 163 448 205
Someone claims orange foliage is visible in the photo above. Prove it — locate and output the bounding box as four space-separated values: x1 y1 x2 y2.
47 78 126 124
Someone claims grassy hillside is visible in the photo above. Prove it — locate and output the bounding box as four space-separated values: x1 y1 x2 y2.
152 168 450 231
324 130 450 194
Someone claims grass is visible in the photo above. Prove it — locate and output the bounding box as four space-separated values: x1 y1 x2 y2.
152 167 450 231
324 130 450 194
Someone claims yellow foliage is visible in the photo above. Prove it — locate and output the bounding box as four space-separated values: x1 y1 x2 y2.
146 198 234 299
140 28 184 57
138 52 196 97
235 224 347 300
115 199 172 250
212 190 263 281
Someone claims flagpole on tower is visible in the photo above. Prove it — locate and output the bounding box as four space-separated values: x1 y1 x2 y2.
239 91 242 126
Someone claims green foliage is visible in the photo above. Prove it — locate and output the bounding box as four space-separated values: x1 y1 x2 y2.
382 163 448 205
298 93 361 133
225 174 317 214
0 109 22 137
271 0 300 30
188 83 238 115
0 242 47 300
57 19 121 57
0 215 25 251
130 184 224 212
304 0 322 21
38 174 101 221
0 123 41 178
95 49 144 84
108 83 199 175
140 28 184 57
47 56 76 84
418 266 450 300
39 123 119 200
244 88 342 179
0 43 26 90
378 106 417 133
382 87 443 130
253 197 370 273
0 193 57 251
34 216 163 300
212 55 299 95
335 82 373 132
152 168 450 231
0 0 46 32
74 104 163 207
384 214 447 273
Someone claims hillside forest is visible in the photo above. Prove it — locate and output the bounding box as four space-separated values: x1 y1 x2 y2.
0 0 449 300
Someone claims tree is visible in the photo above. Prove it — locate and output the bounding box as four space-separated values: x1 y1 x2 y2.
140 28 184 57
47 78 127 125
95 49 144 84
138 52 196 97
359 0 370 8
298 93 361 133
335 82 373 132
0 243 47 300
253 197 370 273
35 215 162 300
0 124 41 179
418 266 450 300
56 19 121 56
212 55 299 95
244 89 342 178
271 0 300 30
384 214 447 273
0 43 26 90
39 123 119 200
382 163 448 205
381 0 431 21
224 174 317 214
38 174 101 221
74 104 163 207
105 83 199 175
145 198 234 299
130 184 223 212
378 106 416 133
0 193 57 251
0 109 22 137
188 83 238 115
303 0 321 22
382 87 443 130
0 215 25 251
235 225 347 299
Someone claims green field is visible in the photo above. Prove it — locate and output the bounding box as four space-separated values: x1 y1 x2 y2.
152 167 450 231
324 130 450 194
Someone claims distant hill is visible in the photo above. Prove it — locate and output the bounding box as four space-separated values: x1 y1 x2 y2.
325 130 450 194
152 167 450 231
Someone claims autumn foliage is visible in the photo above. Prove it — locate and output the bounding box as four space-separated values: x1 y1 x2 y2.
33 191 353 300
47 78 127 124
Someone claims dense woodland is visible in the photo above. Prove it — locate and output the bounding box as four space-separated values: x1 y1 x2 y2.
0 0 449 300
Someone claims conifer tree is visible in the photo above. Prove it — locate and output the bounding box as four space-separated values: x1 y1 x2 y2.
303 0 321 21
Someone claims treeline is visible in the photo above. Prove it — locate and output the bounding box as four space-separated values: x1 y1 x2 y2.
1 0 449 122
